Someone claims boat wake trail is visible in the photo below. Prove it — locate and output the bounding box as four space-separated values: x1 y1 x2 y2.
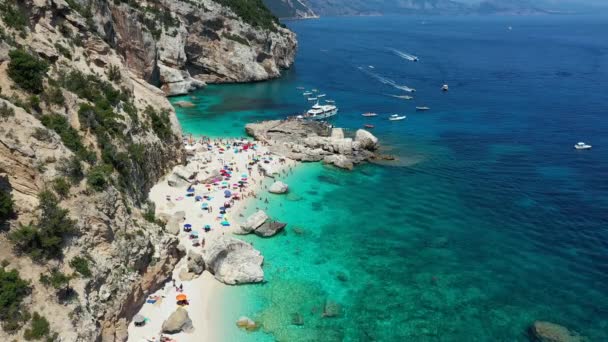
389 48 418 62
386 94 414 100
358 67 416 93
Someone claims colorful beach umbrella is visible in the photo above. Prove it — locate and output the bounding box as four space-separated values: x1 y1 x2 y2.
176 294 187 301
184 224 192 228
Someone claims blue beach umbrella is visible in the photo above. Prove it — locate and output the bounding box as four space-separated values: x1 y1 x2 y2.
184 224 192 228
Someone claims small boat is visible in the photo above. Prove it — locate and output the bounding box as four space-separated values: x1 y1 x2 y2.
416 106 430 111
368 65 375 69
325 99 335 104
361 112 378 117
364 124 375 129
312 89 318 92
389 114 406 121
303 91 312 96
296 86 305 90
317 94 326 98
413 56 419 62
574 142 592 150
308 97 318 101
442 84 449 92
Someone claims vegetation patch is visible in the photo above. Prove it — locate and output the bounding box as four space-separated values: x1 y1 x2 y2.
9 190 77 260
69 256 92 277
23 312 51 341
0 266 30 332
0 1 27 32
57 156 84 184
86 164 113 192
0 188 14 224
41 114 96 163
215 0 279 31
7 50 49 94
222 32 250 46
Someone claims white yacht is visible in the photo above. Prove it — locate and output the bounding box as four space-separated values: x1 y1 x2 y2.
304 102 338 120
416 106 430 111
303 91 312 96
361 112 378 117
308 97 318 101
389 114 406 121
442 84 449 92
574 142 592 150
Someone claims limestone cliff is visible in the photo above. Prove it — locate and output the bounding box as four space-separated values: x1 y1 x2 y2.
82 0 297 95
0 0 291 340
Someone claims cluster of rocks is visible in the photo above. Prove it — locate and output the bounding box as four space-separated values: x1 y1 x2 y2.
245 120 385 170
162 307 194 334
235 210 287 237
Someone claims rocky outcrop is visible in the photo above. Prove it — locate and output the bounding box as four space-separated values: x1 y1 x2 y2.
269 181 289 194
202 236 264 285
162 307 194 334
528 321 587 342
246 120 384 169
186 250 205 275
236 316 259 331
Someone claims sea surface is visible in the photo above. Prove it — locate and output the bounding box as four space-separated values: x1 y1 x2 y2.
171 15 608 341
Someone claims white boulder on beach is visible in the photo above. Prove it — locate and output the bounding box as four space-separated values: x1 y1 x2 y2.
202 236 264 285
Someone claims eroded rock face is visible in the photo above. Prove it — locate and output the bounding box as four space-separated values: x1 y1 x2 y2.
528 321 587 342
202 236 264 285
246 120 381 169
240 210 269 233
90 0 296 94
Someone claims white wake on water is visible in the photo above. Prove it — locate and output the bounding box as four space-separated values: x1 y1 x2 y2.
389 48 419 62
357 66 416 93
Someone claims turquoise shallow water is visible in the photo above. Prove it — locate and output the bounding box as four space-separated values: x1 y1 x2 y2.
171 15 608 341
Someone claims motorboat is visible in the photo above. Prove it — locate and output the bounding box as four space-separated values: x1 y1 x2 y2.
304 102 338 120
312 89 318 92
442 84 449 92
308 97 318 101
296 86 305 90
361 112 378 117
303 91 312 96
574 142 592 150
325 99 335 104
317 94 326 98
364 124 375 129
416 106 430 111
389 114 406 121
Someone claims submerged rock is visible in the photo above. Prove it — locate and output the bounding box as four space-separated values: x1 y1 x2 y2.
174 100 196 108
291 312 304 326
269 181 289 194
323 155 354 170
254 221 287 237
203 236 264 285
322 300 342 318
236 316 258 331
162 307 193 334
528 321 587 342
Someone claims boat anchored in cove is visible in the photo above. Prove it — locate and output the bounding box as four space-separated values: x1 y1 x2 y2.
389 114 406 121
299 101 338 120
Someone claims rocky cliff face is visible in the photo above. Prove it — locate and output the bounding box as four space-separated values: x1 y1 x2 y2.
0 0 292 340
82 0 297 95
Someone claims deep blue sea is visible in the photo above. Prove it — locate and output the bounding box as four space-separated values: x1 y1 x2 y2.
171 15 608 341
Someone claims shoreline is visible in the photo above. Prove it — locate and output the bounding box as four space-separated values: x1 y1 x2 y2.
127 135 296 341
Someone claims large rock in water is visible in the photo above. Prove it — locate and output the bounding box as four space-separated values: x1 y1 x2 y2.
269 181 289 194
241 210 268 232
202 236 264 285
528 321 587 342
254 221 287 237
355 129 379 151
162 307 194 334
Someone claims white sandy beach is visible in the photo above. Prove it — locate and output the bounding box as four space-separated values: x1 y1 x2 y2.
127 136 295 342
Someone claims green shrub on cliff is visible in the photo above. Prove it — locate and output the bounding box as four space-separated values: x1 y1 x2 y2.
215 0 279 31
0 266 30 332
0 188 14 224
7 49 49 94
145 106 173 142
69 256 92 277
86 164 113 192
41 114 96 164
23 312 53 341
9 191 77 260
0 1 27 32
